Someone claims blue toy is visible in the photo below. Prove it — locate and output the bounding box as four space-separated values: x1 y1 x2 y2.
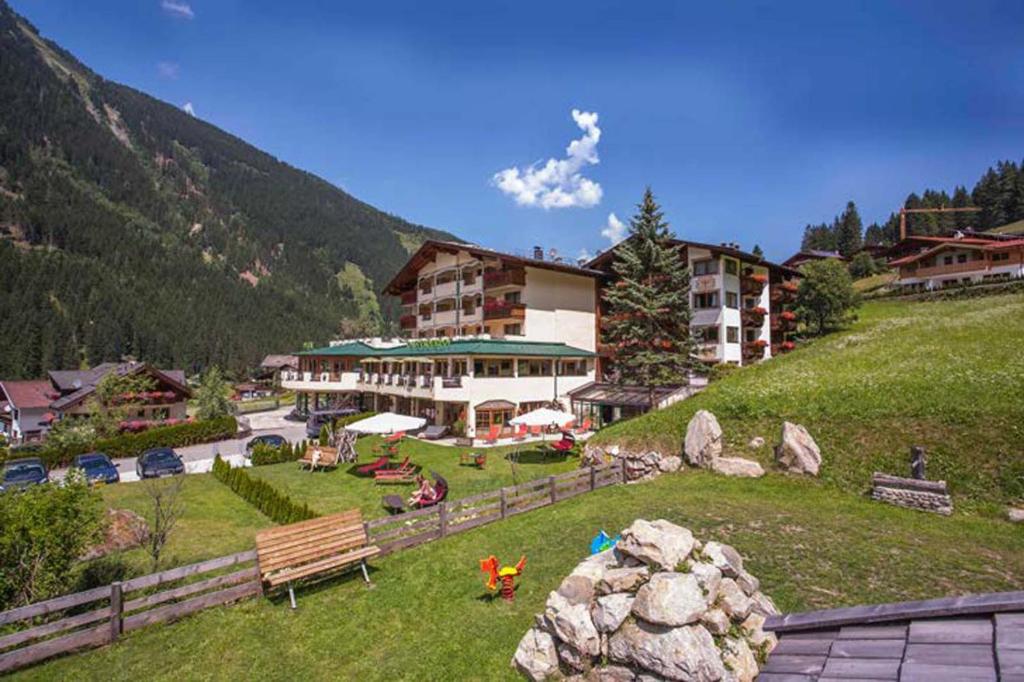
589 530 621 554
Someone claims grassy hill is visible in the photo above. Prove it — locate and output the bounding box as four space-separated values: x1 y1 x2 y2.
0 1 458 378
591 294 1024 511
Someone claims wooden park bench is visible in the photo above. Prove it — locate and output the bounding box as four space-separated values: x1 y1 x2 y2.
255 509 379 608
298 444 340 471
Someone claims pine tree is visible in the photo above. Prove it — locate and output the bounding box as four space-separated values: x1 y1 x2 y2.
835 201 863 258
751 244 764 259
602 188 698 406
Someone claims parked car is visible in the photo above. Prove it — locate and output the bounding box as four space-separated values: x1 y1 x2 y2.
135 448 185 479
1 457 49 492
71 452 120 485
305 407 359 439
245 434 288 455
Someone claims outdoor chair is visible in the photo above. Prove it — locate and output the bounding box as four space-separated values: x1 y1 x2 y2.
459 451 487 469
374 456 416 483
420 424 449 441
381 471 449 515
298 445 340 471
574 418 592 435
513 424 528 441
550 431 577 454
482 425 501 445
356 455 390 476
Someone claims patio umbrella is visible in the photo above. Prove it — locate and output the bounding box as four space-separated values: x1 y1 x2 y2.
345 412 427 435
509 407 576 443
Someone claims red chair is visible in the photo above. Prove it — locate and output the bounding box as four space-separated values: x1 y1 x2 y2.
551 431 577 454
513 424 528 442
356 456 390 476
574 418 592 435
529 425 543 438
482 425 501 445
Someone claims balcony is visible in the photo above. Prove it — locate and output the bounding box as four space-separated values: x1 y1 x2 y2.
483 301 526 321
400 314 417 330
771 311 798 332
742 340 768 361
741 273 768 296
400 289 418 305
741 306 767 325
483 268 526 289
913 260 988 279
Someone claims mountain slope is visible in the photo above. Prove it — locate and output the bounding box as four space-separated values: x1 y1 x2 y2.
0 1 457 378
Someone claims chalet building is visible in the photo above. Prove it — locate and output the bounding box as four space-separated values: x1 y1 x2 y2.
887 233 1024 292
586 239 800 371
0 362 190 444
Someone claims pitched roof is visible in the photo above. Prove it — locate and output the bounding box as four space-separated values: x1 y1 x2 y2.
588 236 801 277
299 339 595 359
47 362 190 411
567 382 681 407
762 590 1024 681
382 239 603 295
259 354 299 369
0 380 57 410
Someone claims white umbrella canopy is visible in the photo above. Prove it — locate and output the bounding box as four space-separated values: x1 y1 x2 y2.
509 407 575 428
345 412 426 435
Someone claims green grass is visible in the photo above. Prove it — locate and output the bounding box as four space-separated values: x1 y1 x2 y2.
19 471 1024 681
852 270 896 294
592 295 1024 510
247 436 579 520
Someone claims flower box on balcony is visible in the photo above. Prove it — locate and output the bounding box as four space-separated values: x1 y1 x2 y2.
780 311 797 321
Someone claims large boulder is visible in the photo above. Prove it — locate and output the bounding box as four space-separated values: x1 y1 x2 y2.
592 593 635 633
544 590 601 656
710 457 764 478
609 621 726 681
632 573 708 627
774 422 821 475
596 566 651 595
702 541 744 578
684 410 723 467
617 519 695 570
721 636 759 682
512 627 560 681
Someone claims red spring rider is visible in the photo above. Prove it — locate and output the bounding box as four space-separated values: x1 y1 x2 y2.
480 555 526 602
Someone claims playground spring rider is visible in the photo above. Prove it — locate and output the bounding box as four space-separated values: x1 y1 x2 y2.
480 555 527 601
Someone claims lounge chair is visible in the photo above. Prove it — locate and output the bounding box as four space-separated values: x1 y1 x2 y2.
529 425 543 438
356 455 390 476
574 418 592 435
374 456 416 483
381 472 449 514
550 431 577 454
482 425 501 445
459 451 487 469
513 424 528 442
420 424 450 441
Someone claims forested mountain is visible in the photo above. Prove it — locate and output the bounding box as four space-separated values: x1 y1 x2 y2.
801 159 1024 254
0 1 457 379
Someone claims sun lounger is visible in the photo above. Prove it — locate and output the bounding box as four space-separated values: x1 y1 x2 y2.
420 424 449 441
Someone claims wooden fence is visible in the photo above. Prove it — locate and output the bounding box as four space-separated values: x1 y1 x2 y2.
0 460 625 674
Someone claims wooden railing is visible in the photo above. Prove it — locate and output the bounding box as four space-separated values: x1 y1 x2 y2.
0 461 626 674
0 551 259 674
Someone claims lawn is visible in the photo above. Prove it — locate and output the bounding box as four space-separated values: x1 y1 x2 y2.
591 294 1024 511
18 470 1024 681
247 435 580 520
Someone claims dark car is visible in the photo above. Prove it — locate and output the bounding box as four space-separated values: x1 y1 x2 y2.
71 452 120 485
135 448 185 479
305 407 359 439
1 457 49 491
245 434 288 455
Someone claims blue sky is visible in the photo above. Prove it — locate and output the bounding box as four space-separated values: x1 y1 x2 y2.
11 0 1024 262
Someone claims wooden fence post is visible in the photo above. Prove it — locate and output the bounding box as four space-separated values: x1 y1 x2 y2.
590 465 596 491
109 581 123 642
438 503 448 537
500 488 507 519
549 476 557 504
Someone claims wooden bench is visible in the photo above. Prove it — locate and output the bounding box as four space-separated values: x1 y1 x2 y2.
255 509 379 608
298 444 340 471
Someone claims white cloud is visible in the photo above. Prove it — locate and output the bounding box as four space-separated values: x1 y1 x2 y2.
157 61 180 79
161 1 194 19
577 248 594 263
492 109 603 209
182 102 195 116
600 212 627 245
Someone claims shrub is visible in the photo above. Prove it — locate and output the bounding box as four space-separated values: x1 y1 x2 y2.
39 416 238 468
211 456 317 524
318 425 330 446
333 411 376 429
251 441 303 466
707 363 740 383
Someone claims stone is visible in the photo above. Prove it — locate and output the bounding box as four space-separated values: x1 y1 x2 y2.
710 457 764 478
571 548 621 585
588 665 636 682
702 541 744 578
558 641 591 672
721 636 759 682
684 410 723 467
596 566 651 595
617 519 695 570
632 573 708 627
748 437 765 449
559 575 596 605
513 627 560 681
748 591 780 617
740 613 778 652
735 570 760 596
716 578 752 621
545 590 602 656
609 620 726 681
774 422 821 475
1010 508 1024 523
688 562 723 602
592 593 635 633
700 608 731 635
658 455 683 473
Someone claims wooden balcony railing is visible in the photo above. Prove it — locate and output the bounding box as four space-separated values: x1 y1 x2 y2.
400 314 417 330
483 301 526 321
400 290 417 305
483 269 526 288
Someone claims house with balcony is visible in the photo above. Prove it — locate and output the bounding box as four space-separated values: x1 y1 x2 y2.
887 233 1024 292
586 239 800 371
282 338 596 439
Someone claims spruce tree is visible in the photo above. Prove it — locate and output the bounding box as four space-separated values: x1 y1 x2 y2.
751 244 764 259
602 188 698 406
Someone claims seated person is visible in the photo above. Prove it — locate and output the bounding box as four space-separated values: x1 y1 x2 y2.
408 475 438 507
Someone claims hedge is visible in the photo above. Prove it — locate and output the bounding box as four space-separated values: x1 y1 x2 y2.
211 455 317 524
250 440 308 466
334 411 376 429
39 416 238 468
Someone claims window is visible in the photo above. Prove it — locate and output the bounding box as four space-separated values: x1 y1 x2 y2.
517 359 552 376
745 328 758 343
559 360 587 376
698 326 719 343
724 259 738 275
957 254 967 264
943 255 953 265
725 292 739 309
474 359 514 377
726 326 739 344
504 291 521 303
475 408 514 431
504 323 522 336
693 260 719 276
993 252 1010 262
694 292 719 309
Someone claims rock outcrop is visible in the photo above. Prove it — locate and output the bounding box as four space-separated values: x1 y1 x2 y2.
684 410 723 467
710 457 765 478
512 519 778 681
581 444 669 481
773 422 821 475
